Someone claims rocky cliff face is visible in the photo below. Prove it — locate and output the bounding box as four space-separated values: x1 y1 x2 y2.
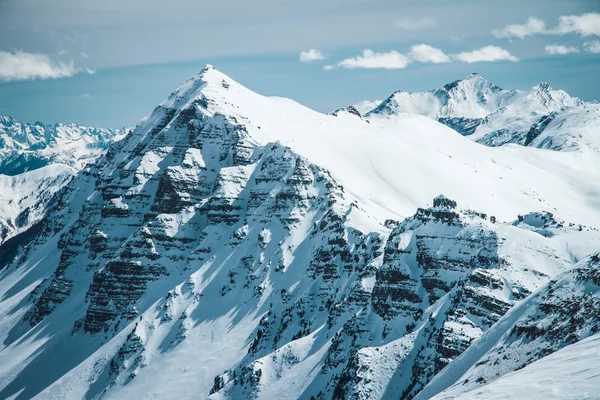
207 195 593 400
421 251 600 399
0 67 599 400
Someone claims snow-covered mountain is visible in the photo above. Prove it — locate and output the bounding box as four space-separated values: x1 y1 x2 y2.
352 100 382 115
0 117 125 246
0 164 75 257
359 74 599 152
331 100 382 118
0 116 125 175
420 251 600 399
430 331 600 400
0 66 599 400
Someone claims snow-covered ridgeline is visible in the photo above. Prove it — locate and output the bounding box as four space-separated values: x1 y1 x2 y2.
341 73 599 152
0 66 598 400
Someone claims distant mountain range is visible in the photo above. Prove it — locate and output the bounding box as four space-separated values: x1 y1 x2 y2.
0 116 125 175
0 67 599 400
341 73 600 152
0 117 125 247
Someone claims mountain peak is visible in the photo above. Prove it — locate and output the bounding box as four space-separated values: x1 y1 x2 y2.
198 64 221 78
0 116 13 125
534 82 552 92
181 64 228 88
197 64 229 80
460 72 495 86
155 64 239 114
440 73 499 95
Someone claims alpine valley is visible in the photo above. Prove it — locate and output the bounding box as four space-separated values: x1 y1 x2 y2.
1 66 599 400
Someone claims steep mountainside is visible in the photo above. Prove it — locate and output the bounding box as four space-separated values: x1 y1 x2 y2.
428 331 600 400
360 74 597 151
209 205 599 400
0 66 599 400
420 252 600 399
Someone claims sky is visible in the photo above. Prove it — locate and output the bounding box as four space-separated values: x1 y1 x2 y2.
0 0 599 128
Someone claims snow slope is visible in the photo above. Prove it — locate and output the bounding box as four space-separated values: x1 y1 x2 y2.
0 66 599 400
0 164 75 246
525 103 600 152
433 332 600 400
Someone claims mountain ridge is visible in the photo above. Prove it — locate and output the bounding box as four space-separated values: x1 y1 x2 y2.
365 73 581 119
0 65 599 400
0 116 125 175
350 73 598 152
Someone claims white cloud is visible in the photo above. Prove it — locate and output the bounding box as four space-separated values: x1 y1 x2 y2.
408 44 451 63
395 17 436 30
584 40 600 54
545 44 579 55
493 17 546 39
493 13 600 39
0 50 94 82
325 49 410 70
325 44 521 70
299 49 326 63
555 13 600 37
453 46 519 63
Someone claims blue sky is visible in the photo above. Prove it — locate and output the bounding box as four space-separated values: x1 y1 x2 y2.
0 0 599 128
